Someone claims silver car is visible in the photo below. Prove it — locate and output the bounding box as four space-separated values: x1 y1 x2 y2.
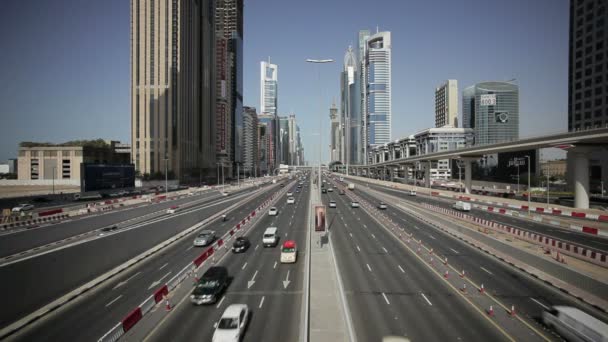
193 230 216 247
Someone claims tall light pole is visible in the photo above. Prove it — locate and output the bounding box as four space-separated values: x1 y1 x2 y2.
546 173 550 204
52 166 56 195
306 58 334 200
525 155 531 214
164 158 169 197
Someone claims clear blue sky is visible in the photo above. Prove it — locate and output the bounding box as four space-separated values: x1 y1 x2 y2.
0 0 569 163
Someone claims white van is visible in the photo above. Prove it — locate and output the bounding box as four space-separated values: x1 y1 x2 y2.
452 201 471 212
543 306 608 342
262 227 279 247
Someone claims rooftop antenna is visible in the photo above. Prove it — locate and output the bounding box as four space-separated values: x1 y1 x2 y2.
376 25 379 33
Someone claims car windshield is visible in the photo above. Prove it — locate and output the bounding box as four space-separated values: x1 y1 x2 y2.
234 239 246 246
197 279 219 289
218 317 239 330
198 233 211 238
264 233 274 238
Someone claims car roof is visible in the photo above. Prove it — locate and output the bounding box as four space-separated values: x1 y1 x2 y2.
283 240 296 248
199 230 214 235
265 227 278 233
203 266 227 278
236 236 248 241
223 304 247 317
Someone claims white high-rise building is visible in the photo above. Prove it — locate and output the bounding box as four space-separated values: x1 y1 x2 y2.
260 59 278 117
435 80 458 128
364 30 392 149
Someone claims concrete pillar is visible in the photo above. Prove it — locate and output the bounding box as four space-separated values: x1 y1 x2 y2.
464 159 473 194
403 165 410 183
424 162 431 188
570 148 591 209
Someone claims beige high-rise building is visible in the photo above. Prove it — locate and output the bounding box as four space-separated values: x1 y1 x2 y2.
130 0 216 182
435 79 458 128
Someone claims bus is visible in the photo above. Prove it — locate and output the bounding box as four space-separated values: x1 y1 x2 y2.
280 240 297 263
543 306 608 342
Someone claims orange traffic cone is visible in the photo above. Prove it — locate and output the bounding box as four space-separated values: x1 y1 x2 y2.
165 296 172 311
479 283 485 294
444 270 449 279
509 305 516 317
488 305 494 316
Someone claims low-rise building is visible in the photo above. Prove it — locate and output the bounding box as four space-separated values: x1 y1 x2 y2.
17 140 131 181
541 159 566 178
414 127 474 180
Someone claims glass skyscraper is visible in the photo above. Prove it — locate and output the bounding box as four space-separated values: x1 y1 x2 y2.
364 31 392 149
462 81 519 146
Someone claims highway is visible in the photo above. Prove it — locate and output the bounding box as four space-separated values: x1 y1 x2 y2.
346 177 608 252
321 184 510 341
0 189 226 259
144 179 309 342
0 183 276 339
334 177 608 339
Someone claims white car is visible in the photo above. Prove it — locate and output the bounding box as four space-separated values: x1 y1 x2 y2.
351 201 360 208
327 188 334 192
378 202 387 210
287 197 295 204
167 206 179 214
193 230 216 247
212 304 250 342
286 192 293 197
329 201 337 208
12 204 34 213
268 207 278 216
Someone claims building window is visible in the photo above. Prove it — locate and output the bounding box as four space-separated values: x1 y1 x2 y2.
30 159 39 180
62 150 71 157
44 150 57 157
62 159 71 179
75 150 83 157
18 150 25 157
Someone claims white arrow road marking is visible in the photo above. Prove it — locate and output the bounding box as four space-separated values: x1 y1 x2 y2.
371 234 376 239
259 296 265 308
349 233 353 238
450 248 459 254
255 244 259 251
273 261 277 269
382 247 388 253
283 270 291 289
113 272 141 290
148 271 172 290
247 270 258 289
366 264 372 272
106 295 122 307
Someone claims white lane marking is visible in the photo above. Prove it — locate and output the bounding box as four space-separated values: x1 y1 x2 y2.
159 263 168 270
273 261 277 269
382 247 388 253
349 233 353 238
421 293 433 306
530 298 550 310
259 296 265 308
414 226 420 230
106 295 122 307
398 265 405 273
148 271 172 290
255 244 259 250
285 232 288 236
242 262 248 270
186 245 194 251
363 224 368 228
480 266 493 275
382 292 390 305
428 235 436 240
216 296 226 308
371 234 376 239
356 245 361 252
366 264 372 272
112 271 141 290
450 248 459 254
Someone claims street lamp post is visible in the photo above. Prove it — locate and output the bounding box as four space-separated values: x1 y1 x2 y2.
525 155 531 214
546 173 550 204
164 158 169 197
52 166 56 195
306 58 334 200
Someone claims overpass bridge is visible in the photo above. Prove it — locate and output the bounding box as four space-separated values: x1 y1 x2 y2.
344 128 608 209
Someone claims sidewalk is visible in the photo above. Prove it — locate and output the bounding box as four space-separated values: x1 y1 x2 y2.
308 176 353 342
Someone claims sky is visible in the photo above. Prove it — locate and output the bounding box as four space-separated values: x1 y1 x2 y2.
0 0 569 163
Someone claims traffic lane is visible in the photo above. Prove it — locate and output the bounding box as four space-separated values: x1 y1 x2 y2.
146 184 307 342
12 186 277 342
0 190 226 258
352 186 608 327
353 179 608 252
0 190 258 329
327 192 507 342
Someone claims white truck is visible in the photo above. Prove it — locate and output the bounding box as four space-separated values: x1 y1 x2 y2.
347 183 355 190
452 201 471 212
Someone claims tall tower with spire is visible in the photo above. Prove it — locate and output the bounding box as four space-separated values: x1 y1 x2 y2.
329 99 340 163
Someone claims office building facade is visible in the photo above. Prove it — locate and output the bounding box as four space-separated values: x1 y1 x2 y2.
329 101 341 163
435 80 459 127
130 0 216 182
414 127 474 180
462 81 519 146
341 45 364 166
242 106 258 176
364 31 392 149
288 115 298 165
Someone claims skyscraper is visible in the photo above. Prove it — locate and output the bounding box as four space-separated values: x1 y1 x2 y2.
288 115 297 165
462 81 519 146
257 114 277 173
329 101 341 163
358 30 370 163
260 59 279 170
435 80 459 127
364 30 392 149
131 0 216 182
242 106 258 176
341 45 363 165
279 116 289 165
568 0 607 131
215 0 243 177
